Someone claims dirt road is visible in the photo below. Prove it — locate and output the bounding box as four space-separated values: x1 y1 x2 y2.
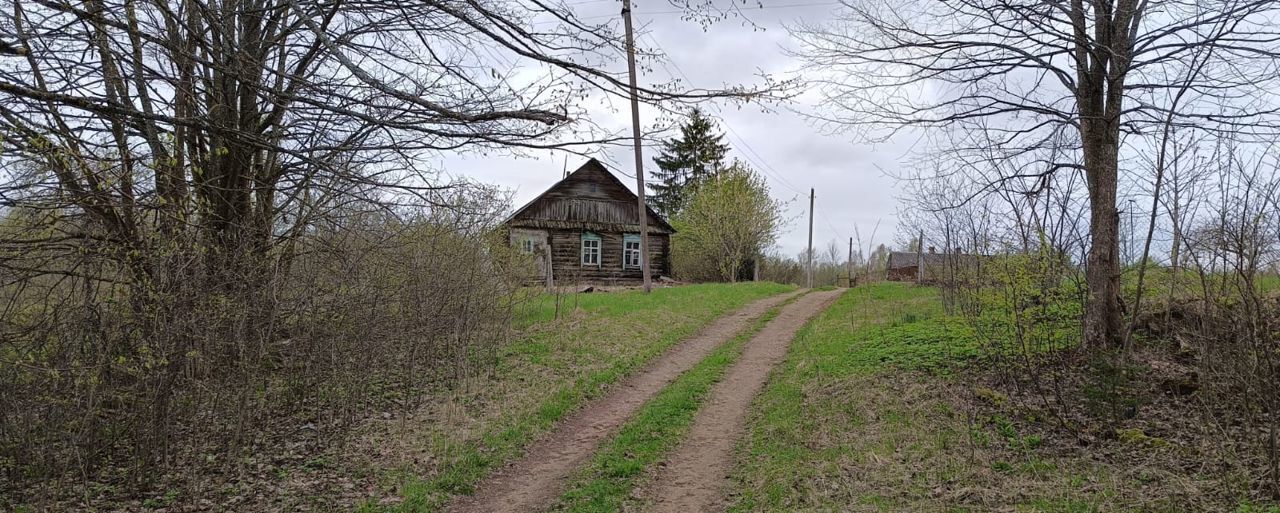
446 290 801 513
645 289 842 513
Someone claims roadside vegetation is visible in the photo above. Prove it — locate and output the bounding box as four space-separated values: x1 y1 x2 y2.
796 1 1280 506
3 276 790 511
734 281 1280 512
733 283 977 511
2 201 526 511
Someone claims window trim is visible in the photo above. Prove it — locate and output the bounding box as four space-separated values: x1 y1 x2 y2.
581 232 601 266
623 233 642 269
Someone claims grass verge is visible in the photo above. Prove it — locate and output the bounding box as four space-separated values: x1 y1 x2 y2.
355 281 794 512
731 283 983 512
549 293 803 512
731 282 1280 512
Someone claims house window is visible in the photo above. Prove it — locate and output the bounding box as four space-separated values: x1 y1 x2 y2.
581 232 601 266
521 239 535 254
623 234 642 269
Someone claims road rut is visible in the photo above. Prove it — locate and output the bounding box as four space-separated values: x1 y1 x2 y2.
446 290 801 513
646 289 843 513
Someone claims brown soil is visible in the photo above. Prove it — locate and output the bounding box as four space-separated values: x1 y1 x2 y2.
446 290 802 513
645 289 842 513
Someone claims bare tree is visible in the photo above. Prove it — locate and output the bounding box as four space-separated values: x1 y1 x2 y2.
793 0 1280 347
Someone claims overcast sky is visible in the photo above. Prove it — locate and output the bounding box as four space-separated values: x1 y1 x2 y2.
440 1 914 258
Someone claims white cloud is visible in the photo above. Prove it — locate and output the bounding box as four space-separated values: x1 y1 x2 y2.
438 2 908 257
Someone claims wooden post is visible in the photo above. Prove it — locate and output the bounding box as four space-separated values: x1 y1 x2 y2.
622 0 651 293
806 188 814 289
753 253 760 282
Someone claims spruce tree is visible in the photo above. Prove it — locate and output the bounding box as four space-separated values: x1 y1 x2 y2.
648 108 730 217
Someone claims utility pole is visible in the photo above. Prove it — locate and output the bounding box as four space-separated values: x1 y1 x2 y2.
917 230 925 284
622 0 651 293
806 188 814 289
1127 198 1136 267
847 237 853 287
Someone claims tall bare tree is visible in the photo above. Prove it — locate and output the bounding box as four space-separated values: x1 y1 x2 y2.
793 0 1280 347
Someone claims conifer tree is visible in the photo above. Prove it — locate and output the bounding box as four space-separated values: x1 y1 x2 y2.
648 108 730 217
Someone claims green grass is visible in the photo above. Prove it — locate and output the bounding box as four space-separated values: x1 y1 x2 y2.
730 281 1279 512
731 283 1067 512
731 282 984 512
511 282 786 328
550 295 800 512
358 281 794 513
784 283 979 378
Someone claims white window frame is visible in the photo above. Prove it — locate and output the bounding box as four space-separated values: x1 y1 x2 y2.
623 234 642 269
581 232 601 266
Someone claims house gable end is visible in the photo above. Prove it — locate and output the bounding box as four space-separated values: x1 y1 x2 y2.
506 159 675 233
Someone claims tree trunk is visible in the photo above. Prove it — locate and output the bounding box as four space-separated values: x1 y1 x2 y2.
1082 131 1123 348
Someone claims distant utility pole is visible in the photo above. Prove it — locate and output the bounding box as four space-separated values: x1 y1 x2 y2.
622 0 651 293
917 230 925 284
1127 198 1136 267
847 237 853 288
806 188 814 289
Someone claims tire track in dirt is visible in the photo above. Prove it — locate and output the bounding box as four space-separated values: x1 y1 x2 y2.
446 289 803 513
644 289 843 513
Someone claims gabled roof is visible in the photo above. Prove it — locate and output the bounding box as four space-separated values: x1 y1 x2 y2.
505 159 675 234
887 251 979 270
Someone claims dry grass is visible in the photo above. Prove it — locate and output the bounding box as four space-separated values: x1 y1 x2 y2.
748 370 1185 512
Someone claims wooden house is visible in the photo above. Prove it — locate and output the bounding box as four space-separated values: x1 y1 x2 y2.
505 159 675 285
886 247 980 283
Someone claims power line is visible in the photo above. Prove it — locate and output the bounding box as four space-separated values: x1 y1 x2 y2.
817 207 845 241
640 32 856 246
640 33 853 245
639 33 805 197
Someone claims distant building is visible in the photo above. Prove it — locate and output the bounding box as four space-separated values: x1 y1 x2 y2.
504 159 675 285
886 247 979 283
